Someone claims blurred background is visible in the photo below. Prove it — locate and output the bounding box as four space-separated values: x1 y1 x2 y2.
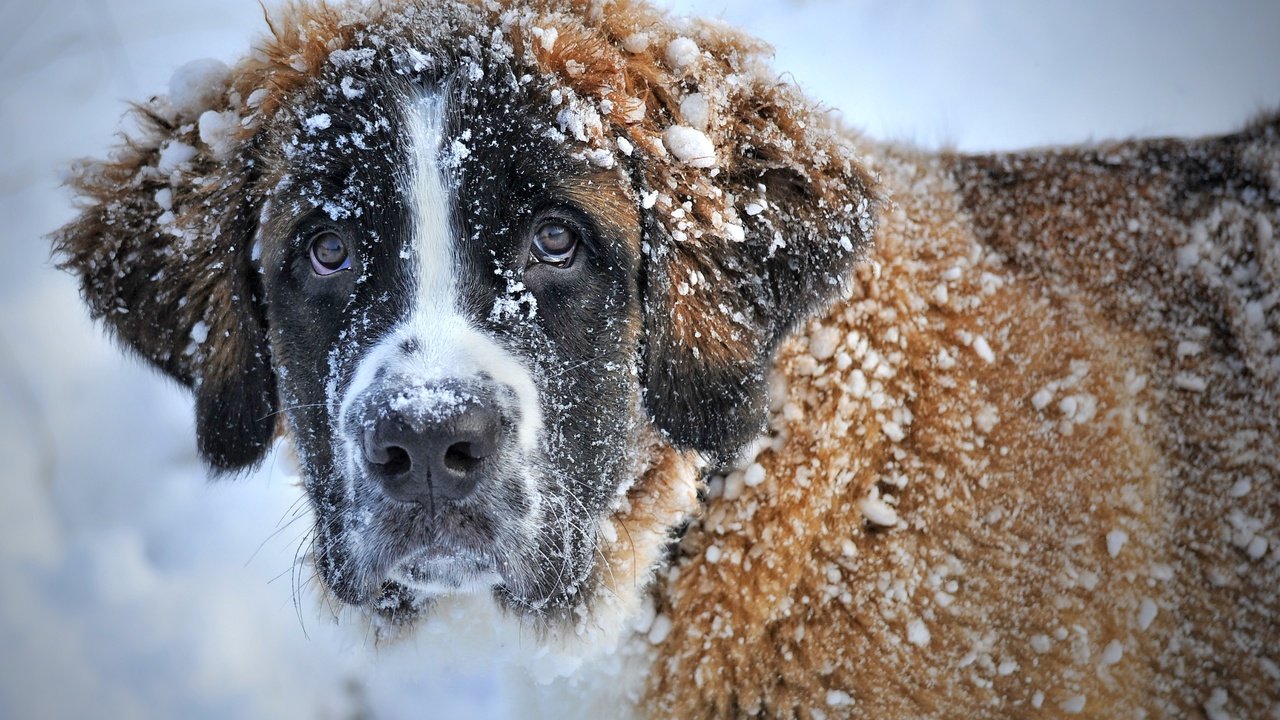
1 0 1277 718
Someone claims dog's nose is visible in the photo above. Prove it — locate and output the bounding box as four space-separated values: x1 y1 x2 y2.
361 386 503 505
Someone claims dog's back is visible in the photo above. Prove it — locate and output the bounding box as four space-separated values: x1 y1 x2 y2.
648 118 1279 718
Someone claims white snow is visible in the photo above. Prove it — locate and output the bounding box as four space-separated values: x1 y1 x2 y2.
622 32 650 54
972 335 995 363
304 113 333 133
664 36 700 69
647 613 673 644
168 58 230 119
662 125 716 168
906 619 931 648
197 109 239 159
859 495 899 527
1060 695 1087 714
1099 639 1124 666
826 690 853 707
1106 529 1128 558
679 93 711 130
1138 598 1158 630
156 140 197 175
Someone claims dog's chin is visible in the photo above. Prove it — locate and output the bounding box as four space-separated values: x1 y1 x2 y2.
390 549 503 597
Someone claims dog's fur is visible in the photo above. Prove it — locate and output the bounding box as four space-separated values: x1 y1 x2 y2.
53 0 1278 717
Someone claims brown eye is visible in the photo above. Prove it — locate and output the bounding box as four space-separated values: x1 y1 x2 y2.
309 231 350 275
530 222 578 267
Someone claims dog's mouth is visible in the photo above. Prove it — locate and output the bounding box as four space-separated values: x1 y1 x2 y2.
390 546 503 595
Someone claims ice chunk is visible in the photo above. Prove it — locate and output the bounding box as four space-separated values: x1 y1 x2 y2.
157 141 197 175
662 126 716 168
198 110 239 160
680 93 710 130
665 37 699 68
169 58 231 119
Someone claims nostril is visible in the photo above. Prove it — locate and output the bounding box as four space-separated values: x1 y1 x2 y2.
443 441 483 473
381 445 412 476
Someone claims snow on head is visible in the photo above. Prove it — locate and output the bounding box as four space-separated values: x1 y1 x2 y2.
664 36 699 69
662 125 716 168
168 58 232 120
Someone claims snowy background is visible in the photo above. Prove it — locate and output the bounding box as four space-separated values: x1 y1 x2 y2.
1 1 1277 718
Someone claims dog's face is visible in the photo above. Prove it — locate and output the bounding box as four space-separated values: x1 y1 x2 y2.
53 0 874 632
259 70 647 615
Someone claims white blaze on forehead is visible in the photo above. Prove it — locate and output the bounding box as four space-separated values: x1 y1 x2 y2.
338 90 543 459
406 92 456 313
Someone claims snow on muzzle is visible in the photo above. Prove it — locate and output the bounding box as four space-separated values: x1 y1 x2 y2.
352 377 517 510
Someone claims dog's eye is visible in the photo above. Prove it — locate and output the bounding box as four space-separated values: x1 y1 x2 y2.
309 231 351 275
530 222 578 267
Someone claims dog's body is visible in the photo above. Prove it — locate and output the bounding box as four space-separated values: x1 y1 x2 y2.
52 0 1277 717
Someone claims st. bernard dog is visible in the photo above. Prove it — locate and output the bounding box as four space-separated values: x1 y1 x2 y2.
53 0 1277 717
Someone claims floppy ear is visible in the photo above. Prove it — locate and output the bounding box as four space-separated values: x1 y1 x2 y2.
637 132 875 462
52 87 278 474
625 33 876 463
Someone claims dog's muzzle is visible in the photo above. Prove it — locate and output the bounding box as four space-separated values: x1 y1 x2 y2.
358 380 507 507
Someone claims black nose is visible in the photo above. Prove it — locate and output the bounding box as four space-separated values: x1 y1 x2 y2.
361 385 504 505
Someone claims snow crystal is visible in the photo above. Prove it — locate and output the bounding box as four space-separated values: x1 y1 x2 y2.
153 188 173 211
743 463 766 487
616 136 634 156
662 125 716 168
168 58 231 119
1173 373 1208 392
1032 692 1045 709
1099 639 1124 666
647 613 672 645
304 114 333 133
679 93 711 130
156 141 197 175
1030 386 1054 410
881 421 905 443
859 495 899 527
1229 479 1252 497
744 201 766 216
340 76 365 99
664 37 700 69
996 660 1018 676
532 26 558 52
704 545 721 564
906 618 931 647
197 110 239 160
1203 689 1231 720
1059 695 1086 714
583 148 615 168
622 32 650 54
1106 529 1128 558
641 191 659 210
808 326 841 361
1030 634 1052 653
825 690 853 707
972 335 995 363
1137 598 1158 630
1246 536 1269 560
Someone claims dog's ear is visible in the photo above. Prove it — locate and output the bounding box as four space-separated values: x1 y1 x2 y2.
596 22 878 463
52 79 277 474
636 132 875 463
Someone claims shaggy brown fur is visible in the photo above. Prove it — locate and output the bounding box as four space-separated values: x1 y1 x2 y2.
648 123 1280 717
51 0 1277 717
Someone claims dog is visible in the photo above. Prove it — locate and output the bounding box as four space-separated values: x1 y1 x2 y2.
52 0 1278 717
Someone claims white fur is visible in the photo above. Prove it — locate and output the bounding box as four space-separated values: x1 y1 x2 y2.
336 91 547 596
339 90 543 456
